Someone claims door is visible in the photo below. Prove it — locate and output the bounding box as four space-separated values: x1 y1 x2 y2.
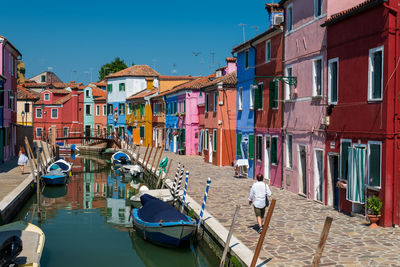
85 125 91 137
299 145 307 195
209 134 213 163
264 136 270 180
314 149 324 201
328 154 339 209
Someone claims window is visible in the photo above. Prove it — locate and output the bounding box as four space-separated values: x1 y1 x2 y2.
271 136 278 165
328 58 338 104
174 102 177 114
286 134 293 168
51 108 58 119
285 66 293 100
245 50 249 69
205 94 209 112
36 108 42 118
147 80 153 89
340 139 352 180
63 127 69 137
140 126 145 138
256 135 263 161
103 105 106 115
41 75 46 82
250 85 255 110
237 132 242 156
265 40 271 62
107 84 112 92
205 129 209 150
36 128 42 137
107 104 113 115
86 90 90 98
313 57 323 97
134 104 137 116
96 105 100 116
368 46 384 101
119 83 125 91
269 80 279 109
314 0 322 17
238 87 243 110
24 103 30 113
213 129 217 151
368 141 381 188
128 103 133 115
97 125 100 134
140 103 145 117
287 4 293 32
213 92 218 112
249 134 254 159
44 93 50 101
9 92 14 111
119 103 125 115
85 104 91 115
255 83 263 110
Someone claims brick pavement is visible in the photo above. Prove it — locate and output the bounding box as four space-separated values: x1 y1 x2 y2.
157 150 400 266
0 158 30 201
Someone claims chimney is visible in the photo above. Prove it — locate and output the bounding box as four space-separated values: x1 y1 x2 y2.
225 57 237 75
265 3 284 27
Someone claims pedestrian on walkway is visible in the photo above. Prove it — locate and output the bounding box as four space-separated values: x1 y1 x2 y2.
248 173 272 233
18 146 28 174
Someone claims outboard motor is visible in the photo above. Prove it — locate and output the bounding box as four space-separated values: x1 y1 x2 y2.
0 236 23 267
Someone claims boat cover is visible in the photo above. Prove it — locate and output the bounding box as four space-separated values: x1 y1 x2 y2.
113 152 129 160
49 160 70 171
138 194 190 223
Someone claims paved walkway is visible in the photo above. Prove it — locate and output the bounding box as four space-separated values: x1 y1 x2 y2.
151 150 400 266
0 158 30 202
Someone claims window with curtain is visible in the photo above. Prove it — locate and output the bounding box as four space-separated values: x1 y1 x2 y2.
340 140 352 180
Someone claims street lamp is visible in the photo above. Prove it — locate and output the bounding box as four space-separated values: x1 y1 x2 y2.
21 110 25 126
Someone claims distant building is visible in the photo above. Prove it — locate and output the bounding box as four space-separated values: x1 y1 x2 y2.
83 85 106 137
17 85 40 126
17 61 25 84
29 71 63 84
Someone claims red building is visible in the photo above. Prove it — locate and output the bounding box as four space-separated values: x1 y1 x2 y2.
323 0 400 226
253 24 284 188
33 87 83 143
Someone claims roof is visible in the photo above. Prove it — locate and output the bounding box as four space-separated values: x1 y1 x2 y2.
159 75 198 81
92 80 107 87
106 65 160 79
265 3 284 12
322 0 386 26
226 57 237 63
94 96 107 101
171 74 217 92
17 85 40 100
21 81 83 90
91 86 106 98
54 94 72 104
47 89 71 94
127 88 158 100
0 35 22 57
232 26 282 53
202 71 237 90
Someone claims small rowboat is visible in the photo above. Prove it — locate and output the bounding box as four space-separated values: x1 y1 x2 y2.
130 189 173 209
47 159 72 173
0 221 45 267
41 170 68 185
111 151 131 165
132 194 196 247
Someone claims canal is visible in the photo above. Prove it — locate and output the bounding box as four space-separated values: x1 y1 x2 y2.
15 154 219 267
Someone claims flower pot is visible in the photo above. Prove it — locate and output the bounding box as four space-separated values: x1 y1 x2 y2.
367 214 381 228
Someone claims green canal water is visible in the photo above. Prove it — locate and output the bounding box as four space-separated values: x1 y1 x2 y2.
15 154 219 267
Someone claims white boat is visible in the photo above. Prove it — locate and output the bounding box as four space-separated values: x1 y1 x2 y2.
0 221 45 267
111 151 131 165
130 189 173 209
47 159 72 173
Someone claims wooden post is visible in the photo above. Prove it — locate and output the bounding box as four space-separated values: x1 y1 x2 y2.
161 158 173 189
312 217 333 267
24 137 37 176
51 125 56 155
39 141 48 166
150 146 159 174
220 205 240 267
142 145 149 165
35 150 43 222
145 146 153 169
250 199 277 267
155 145 164 175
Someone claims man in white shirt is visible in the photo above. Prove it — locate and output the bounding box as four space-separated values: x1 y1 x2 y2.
248 173 272 233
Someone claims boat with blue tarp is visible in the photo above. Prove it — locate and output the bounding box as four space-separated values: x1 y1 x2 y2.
132 194 196 247
41 170 68 185
47 159 72 173
111 151 131 165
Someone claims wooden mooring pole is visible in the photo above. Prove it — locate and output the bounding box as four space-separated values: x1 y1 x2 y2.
145 146 154 169
311 216 333 267
220 205 240 267
155 145 164 174
250 199 277 267
150 146 159 174
161 158 173 189
142 145 149 165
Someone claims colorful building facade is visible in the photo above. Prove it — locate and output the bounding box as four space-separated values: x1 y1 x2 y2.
17 85 40 126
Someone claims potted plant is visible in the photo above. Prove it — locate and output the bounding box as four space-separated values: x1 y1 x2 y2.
366 195 383 228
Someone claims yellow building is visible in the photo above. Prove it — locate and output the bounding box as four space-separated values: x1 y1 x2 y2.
16 85 40 126
126 89 155 147
17 61 26 84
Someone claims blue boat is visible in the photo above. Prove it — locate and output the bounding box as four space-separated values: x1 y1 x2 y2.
41 170 68 185
111 151 131 165
132 194 196 247
47 159 72 173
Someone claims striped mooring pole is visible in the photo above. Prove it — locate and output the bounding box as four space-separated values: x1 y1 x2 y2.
173 166 185 205
198 177 211 225
171 163 181 197
181 171 189 213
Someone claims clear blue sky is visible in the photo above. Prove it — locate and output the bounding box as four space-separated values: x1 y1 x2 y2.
2 0 275 84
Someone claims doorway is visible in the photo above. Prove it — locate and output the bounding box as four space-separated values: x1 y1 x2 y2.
209 133 213 163
85 125 91 137
264 135 270 180
328 154 339 209
314 149 324 201
298 145 307 195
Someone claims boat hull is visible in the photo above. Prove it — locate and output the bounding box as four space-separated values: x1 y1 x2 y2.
42 174 67 185
132 209 196 247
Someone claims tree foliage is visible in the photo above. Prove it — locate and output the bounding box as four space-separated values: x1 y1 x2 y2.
98 57 128 81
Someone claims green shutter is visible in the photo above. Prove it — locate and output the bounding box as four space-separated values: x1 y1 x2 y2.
206 131 209 149
140 126 145 138
107 84 112 92
119 83 125 91
254 85 260 109
331 62 338 102
237 132 242 156
213 130 217 151
249 134 254 159
140 104 145 117
373 51 382 99
256 136 262 160
341 142 351 179
369 144 381 187
271 137 278 164
258 84 263 109
269 81 275 108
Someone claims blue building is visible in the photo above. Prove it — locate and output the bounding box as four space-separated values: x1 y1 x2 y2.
232 42 256 179
164 94 179 152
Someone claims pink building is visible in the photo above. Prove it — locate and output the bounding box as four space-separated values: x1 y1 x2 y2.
0 35 22 162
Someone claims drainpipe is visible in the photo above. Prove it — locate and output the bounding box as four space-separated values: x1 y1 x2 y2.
281 26 285 190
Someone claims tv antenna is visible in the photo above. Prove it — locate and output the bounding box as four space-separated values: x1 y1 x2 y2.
251 25 259 35
238 23 246 42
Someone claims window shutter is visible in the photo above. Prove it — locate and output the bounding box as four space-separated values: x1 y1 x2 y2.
213 130 217 151
269 81 275 108
369 144 381 187
373 51 382 99
341 142 350 179
140 126 144 138
107 84 112 92
249 134 254 159
331 62 338 102
256 136 262 160
271 137 278 164
237 133 242 156
254 85 260 109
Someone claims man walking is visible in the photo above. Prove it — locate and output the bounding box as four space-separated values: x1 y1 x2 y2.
248 173 272 233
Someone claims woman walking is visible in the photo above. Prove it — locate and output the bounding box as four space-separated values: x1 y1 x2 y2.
18 146 28 174
248 173 272 233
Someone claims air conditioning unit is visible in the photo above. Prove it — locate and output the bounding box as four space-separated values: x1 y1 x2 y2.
273 14 284 25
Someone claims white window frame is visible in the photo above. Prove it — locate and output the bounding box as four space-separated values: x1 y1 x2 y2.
127 103 132 115
250 85 255 110
44 93 50 101
367 141 382 189
257 82 264 111
36 108 42 118
85 104 91 116
328 57 339 104
213 129 217 152
271 135 279 165
285 65 293 100
213 92 218 112
103 105 107 116
286 4 293 32
314 0 323 18
205 129 209 150
340 139 352 180
96 105 100 116
312 56 323 97
238 87 243 110
265 40 271 63
313 148 324 202
272 81 279 110
36 127 43 137
63 127 69 137
51 108 58 119
86 89 90 98
286 134 293 169
368 45 384 101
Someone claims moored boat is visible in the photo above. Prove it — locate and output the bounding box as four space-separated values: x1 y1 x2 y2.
132 194 196 247
0 221 45 267
47 159 72 173
41 170 68 185
111 151 131 165
130 189 173 209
